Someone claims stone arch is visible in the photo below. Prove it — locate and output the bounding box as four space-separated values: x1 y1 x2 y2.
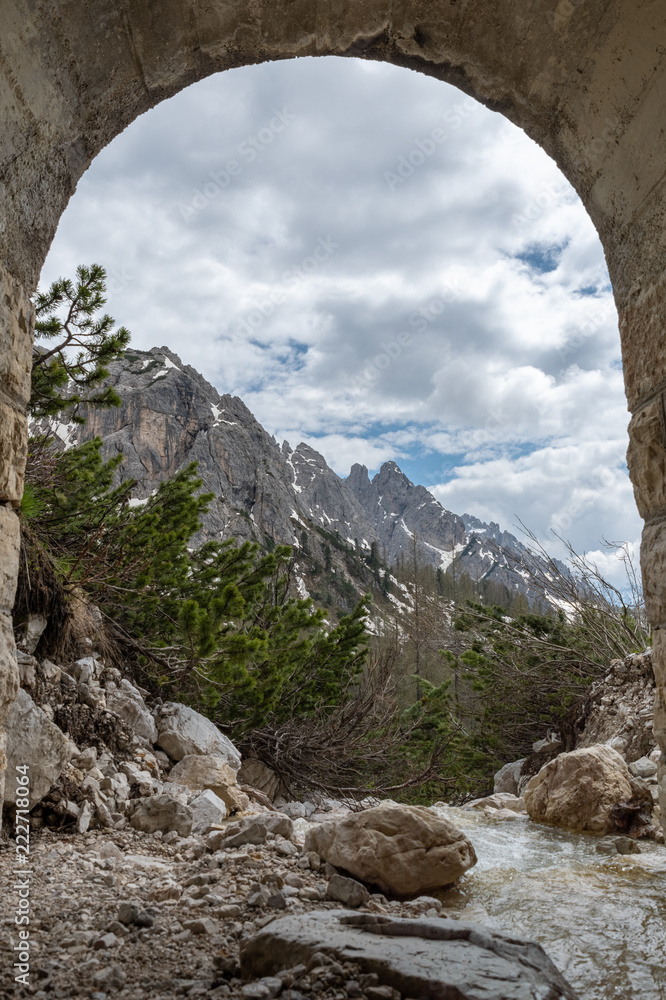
1 0 665 812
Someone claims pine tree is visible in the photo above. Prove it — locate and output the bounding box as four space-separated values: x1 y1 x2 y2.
30 263 130 423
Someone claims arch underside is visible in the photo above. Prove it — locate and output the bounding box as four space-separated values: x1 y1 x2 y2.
0 0 665 813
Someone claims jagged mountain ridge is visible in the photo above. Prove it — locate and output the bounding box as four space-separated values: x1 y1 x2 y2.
65 346 555 600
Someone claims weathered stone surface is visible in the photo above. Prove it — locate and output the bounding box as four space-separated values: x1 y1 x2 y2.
238 757 284 801
5 687 74 806
189 788 228 835
241 911 579 999
0 400 28 503
0 261 33 408
168 753 248 812
205 812 294 851
524 745 651 835
627 397 666 518
129 791 194 837
105 678 158 743
304 803 476 895
493 759 527 795
155 702 241 769
629 756 658 779
325 874 370 908
641 522 666 626
620 271 666 411
0 505 20 611
466 793 525 813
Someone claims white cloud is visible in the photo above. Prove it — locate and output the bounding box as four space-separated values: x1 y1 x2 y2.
39 56 637 583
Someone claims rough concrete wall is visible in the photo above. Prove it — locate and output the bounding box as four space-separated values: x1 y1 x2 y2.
0 260 33 809
0 0 665 812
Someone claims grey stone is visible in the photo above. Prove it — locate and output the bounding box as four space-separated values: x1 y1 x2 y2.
240 911 579 999
155 701 241 769
629 756 658 779
493 759 527 796
206 813 294 851
189 787 228 835
129 792 193 837
183 917 218 935
326 875 370 908
5 687 74 806
105 679 158 743
92 964 126 989
93 932 118 950
117 902 140 925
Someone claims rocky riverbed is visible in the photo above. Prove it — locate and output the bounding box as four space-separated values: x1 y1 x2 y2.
2 802 665 999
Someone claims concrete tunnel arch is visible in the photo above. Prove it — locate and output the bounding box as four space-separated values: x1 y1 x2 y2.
0 0 665 813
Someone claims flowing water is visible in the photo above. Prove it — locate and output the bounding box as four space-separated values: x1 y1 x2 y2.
431 805 666 999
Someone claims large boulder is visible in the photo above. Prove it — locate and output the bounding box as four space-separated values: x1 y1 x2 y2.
241 911 579 1000
129 792 193 837
155 702 241 770
524 744 653 835
304 802 476 895
168 754 249 813
105 679 158 743
5 688 74 807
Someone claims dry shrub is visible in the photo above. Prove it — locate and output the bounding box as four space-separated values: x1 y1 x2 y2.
241 642 459 801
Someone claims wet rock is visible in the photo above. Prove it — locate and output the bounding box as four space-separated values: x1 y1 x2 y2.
326 874 370 908
596 836 642 855
304 803 476 895
105 678 158 743
465 792 525 812
168 753 249 812
525 745 653 835
155 702 241 770
129 792 194 837
5 687 74 806
240 911 579 999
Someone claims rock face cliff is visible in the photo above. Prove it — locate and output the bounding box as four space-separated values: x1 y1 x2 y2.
65 346 554 601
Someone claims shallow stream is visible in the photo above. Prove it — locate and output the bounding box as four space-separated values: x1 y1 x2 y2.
431 805 666 999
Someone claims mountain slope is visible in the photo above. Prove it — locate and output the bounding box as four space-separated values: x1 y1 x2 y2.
61 346 560 604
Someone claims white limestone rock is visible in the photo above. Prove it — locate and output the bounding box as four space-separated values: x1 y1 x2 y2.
129 791 194 837
5 687 74 806
155 702 241 770
105 678 158 743
189 788 228 835
168 753 249 812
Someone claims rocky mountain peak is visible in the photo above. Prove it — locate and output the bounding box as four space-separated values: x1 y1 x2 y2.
62 347 561 602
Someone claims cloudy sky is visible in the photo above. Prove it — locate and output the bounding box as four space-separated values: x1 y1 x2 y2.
40 56 640 581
